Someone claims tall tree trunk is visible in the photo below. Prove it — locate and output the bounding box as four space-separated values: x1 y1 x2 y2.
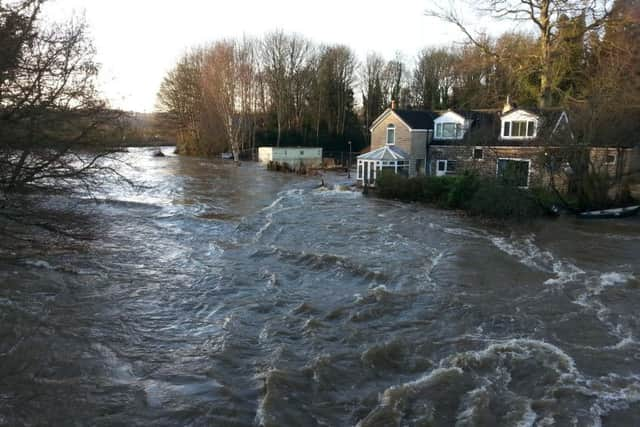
276 108 282 147
539 0 553 108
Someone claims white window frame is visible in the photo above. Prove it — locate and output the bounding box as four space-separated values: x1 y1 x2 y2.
386 124 396 145
435 122 463 140
605 153 617 164
436 159 457 176
496 157 532 188
502 120 537 140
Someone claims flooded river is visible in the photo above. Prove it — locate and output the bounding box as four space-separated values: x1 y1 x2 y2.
1 148 640 426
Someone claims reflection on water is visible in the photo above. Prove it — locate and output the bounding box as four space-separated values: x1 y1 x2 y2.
1 147 640 426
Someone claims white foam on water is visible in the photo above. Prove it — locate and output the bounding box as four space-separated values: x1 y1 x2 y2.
368 284 391 300
24 259 54 269
254 189 307 242
516 402 538 427
455 385 491 425
376 367 465 409
432 223 487 240
588 377 640 426
537 415 556 426
313 186 362 199
422 251 445 289
358 337 640 426
544 261 586 286
572 271 636 343
262 195 284 213
487 235 586 286
599 272 635 289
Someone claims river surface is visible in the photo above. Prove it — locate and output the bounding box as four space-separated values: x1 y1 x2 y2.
1 147 640 426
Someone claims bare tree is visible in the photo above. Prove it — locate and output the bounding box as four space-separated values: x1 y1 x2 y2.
412 47 458 109
426 0 615 107
0 0 124 197
261 31 312 146
382 54 405 107
360 53 386 128
157 50 207 154
201 39 260 161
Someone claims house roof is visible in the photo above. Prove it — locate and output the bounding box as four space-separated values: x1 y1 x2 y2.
370 108 438 131
502 107 565 124
452 110 500 129
393 109 438 130
357 145 409 161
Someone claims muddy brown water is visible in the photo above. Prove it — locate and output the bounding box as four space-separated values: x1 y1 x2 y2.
1 147 640 426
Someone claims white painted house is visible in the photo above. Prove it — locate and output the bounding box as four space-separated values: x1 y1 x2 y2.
258 147 323 167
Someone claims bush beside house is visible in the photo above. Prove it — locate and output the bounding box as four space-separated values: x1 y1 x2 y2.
374 171 547 220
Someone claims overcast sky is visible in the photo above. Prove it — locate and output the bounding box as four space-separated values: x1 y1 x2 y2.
42 0 509 113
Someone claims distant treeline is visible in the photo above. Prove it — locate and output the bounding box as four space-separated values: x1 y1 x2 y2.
157 0 639 158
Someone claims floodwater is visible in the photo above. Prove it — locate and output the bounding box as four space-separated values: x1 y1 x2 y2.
1 147 640 426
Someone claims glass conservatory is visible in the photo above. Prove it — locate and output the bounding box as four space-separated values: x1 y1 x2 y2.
356 145 410 186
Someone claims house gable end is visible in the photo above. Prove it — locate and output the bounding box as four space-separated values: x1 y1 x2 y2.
501 109 540 121
370 109 412 133
434 111 466 124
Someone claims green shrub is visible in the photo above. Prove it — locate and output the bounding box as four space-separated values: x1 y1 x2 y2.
468 179 544 220
420 176 457 205
447 172 480 209
375 172 546 220
376 171 422 201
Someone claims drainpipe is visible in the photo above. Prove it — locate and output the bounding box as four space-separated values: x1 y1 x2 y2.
426 130 434 175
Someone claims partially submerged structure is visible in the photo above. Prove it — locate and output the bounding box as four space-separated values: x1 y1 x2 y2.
258 147 323 168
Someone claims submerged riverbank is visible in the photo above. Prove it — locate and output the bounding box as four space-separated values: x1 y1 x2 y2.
1 148 640 426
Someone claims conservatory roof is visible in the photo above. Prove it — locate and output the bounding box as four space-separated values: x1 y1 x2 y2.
357 145 409 161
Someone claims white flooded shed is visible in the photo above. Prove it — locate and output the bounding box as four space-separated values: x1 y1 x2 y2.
258 147 323 167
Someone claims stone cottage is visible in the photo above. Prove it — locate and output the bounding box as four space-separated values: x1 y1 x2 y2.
358 100 640 191
356 101 437 185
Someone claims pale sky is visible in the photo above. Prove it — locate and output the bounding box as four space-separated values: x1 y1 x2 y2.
42 0 509 113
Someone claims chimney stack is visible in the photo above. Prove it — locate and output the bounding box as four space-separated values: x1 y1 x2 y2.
502 96 513 114
391 99 397 110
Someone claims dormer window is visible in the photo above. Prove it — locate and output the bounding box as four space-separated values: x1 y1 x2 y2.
435 123 462 139
386 124 395 145
433 111 467 140
503 120 536 138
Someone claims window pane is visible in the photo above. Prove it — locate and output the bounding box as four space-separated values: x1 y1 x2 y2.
527 121 534 137
447 160 457 172
436 123 442 137
442 123 455 138
456 124 462 138
497 159 529 187
387 126 395 144
504 122 511 137
437 161 446 171
473 148 483 160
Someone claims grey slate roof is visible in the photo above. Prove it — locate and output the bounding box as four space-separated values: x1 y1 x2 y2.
393 109 439 130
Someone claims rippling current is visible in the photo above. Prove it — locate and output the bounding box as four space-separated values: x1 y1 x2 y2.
1 147 640 426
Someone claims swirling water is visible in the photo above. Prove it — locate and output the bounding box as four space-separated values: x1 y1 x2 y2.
1 147 640 426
